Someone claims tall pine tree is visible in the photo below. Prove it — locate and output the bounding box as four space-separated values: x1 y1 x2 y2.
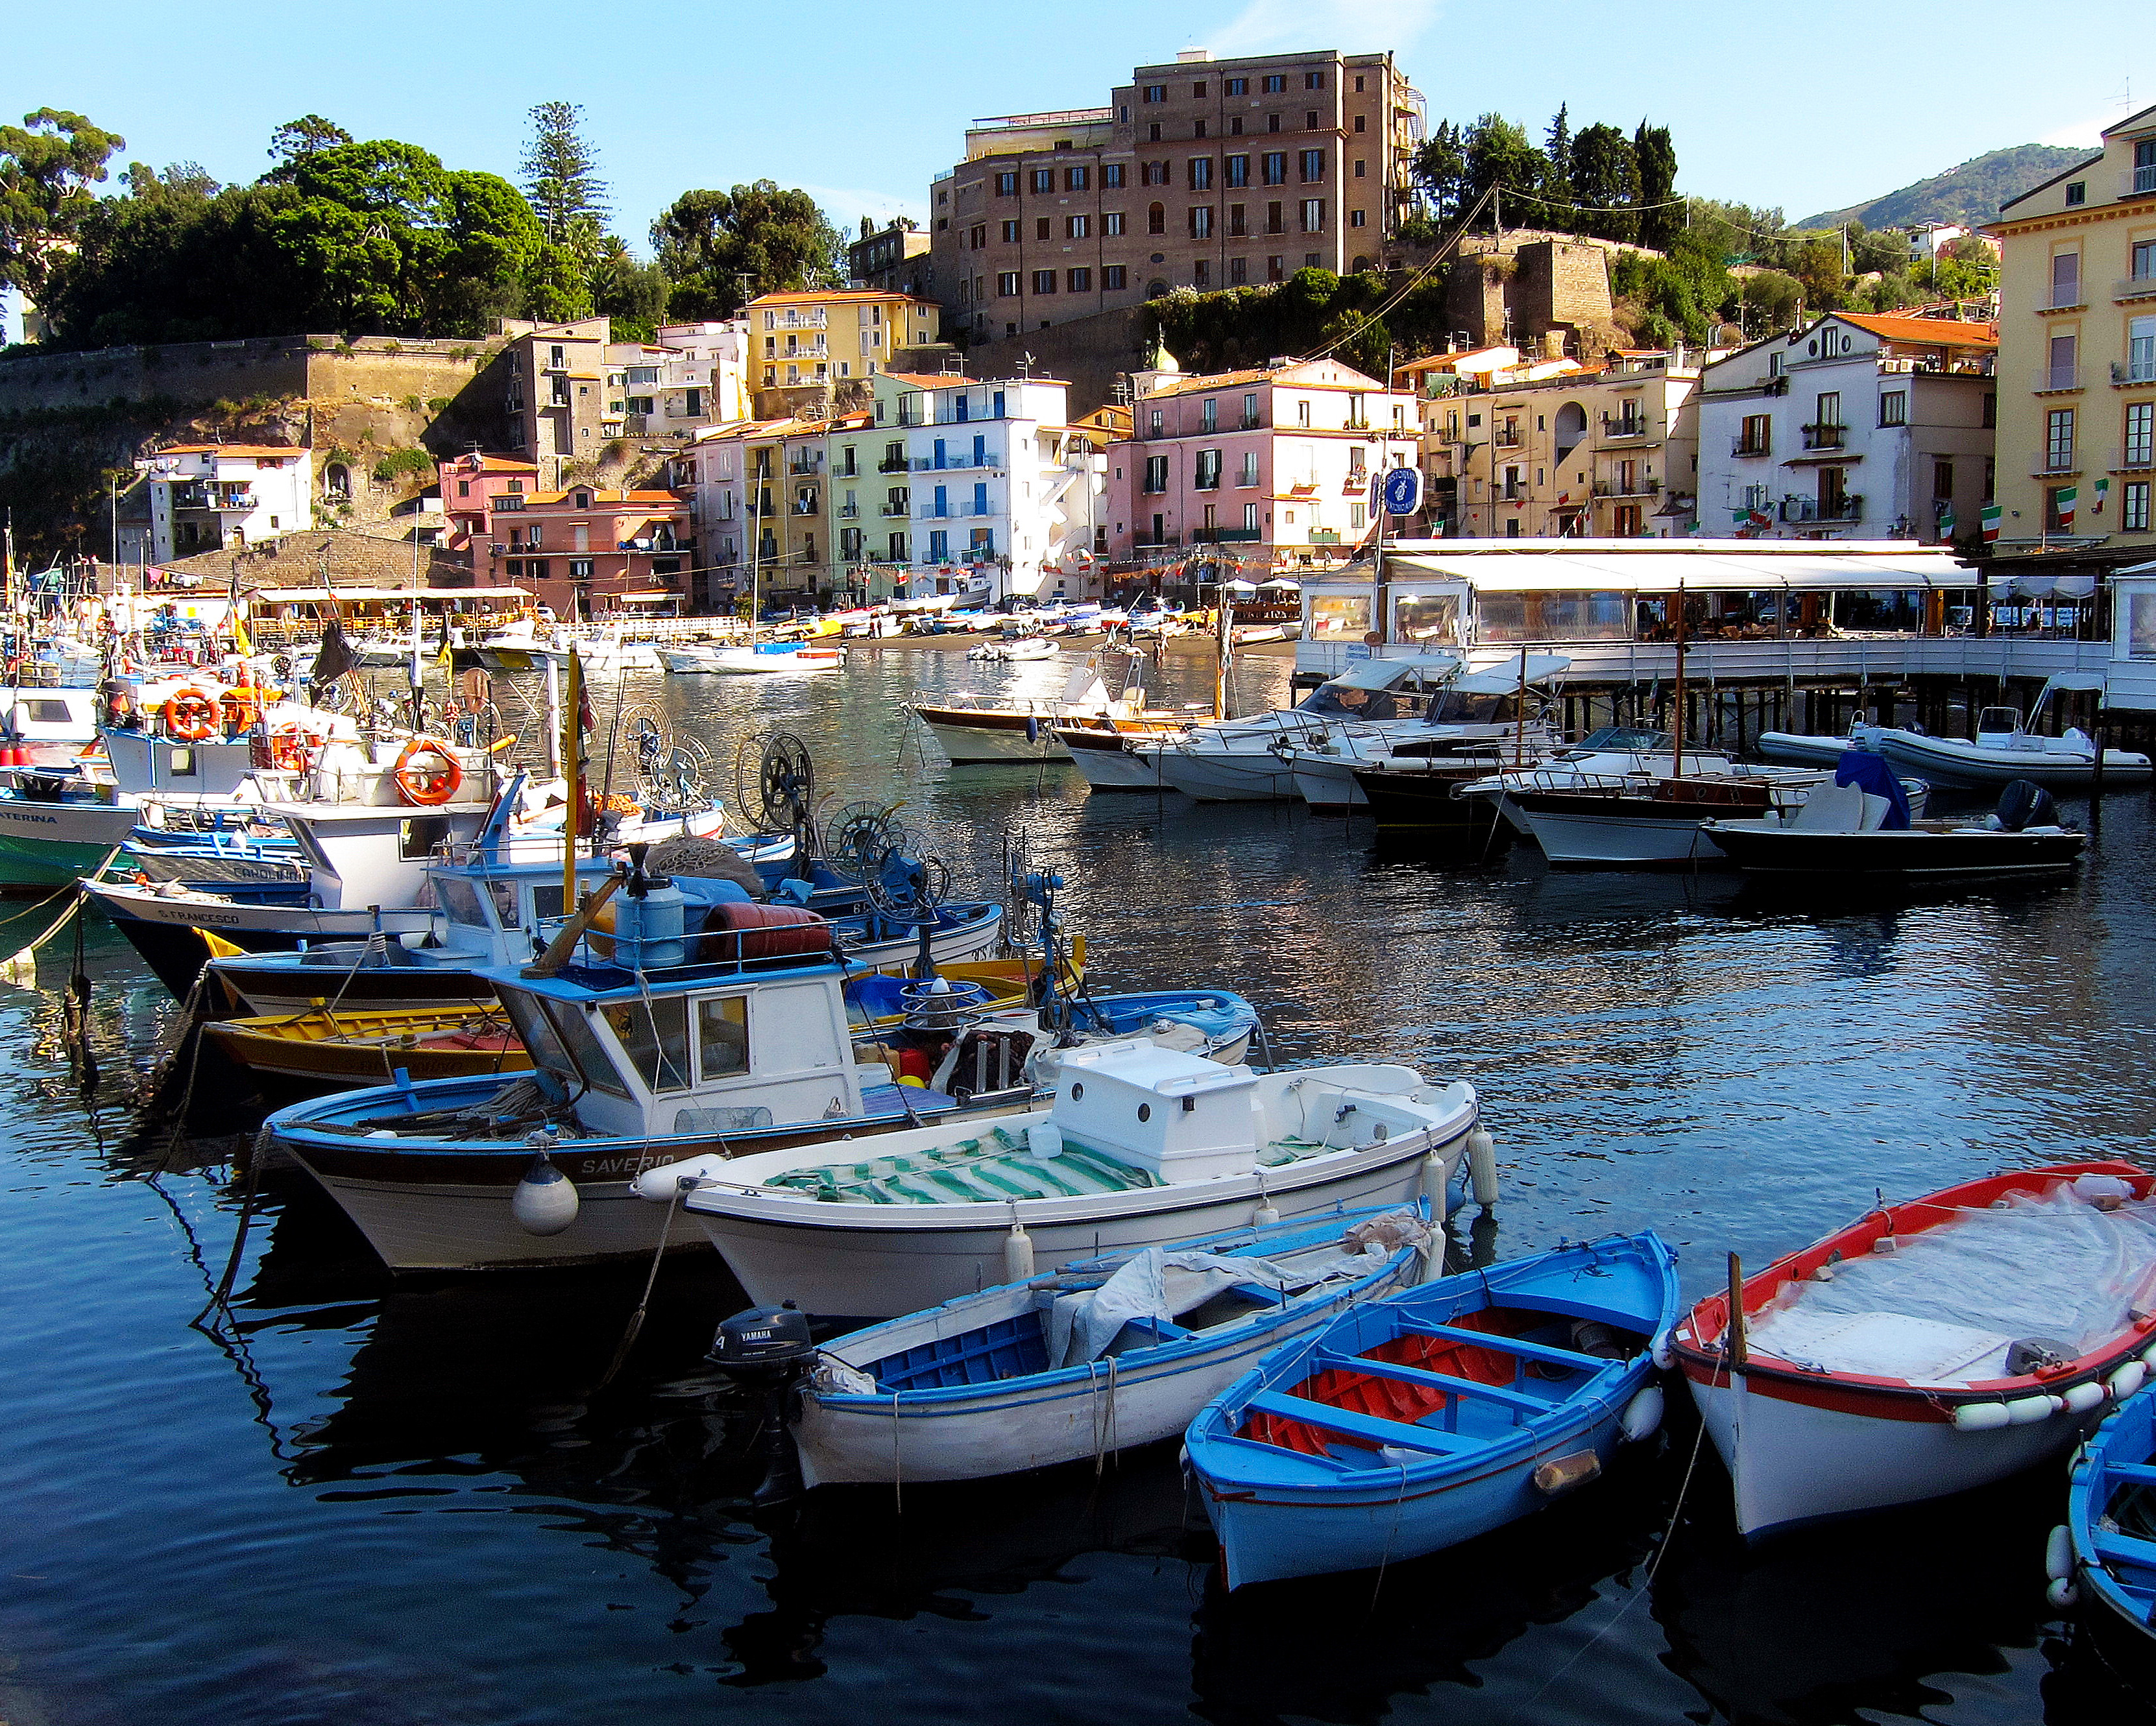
1634 122 1680 248
1542 104 1573 226
520 101 610 246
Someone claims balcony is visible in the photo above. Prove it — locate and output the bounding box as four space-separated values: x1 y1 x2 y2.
879 503 911 517
2037 293 2087 314
2035 366 2081 393
172 484 258 512
1189 525 1264 543
1492 433 1523 449
1731 438 1771 457
1592 480 1661 498
1241 413 1265 429
1800 424 1847 450
877 456 912 473
1133 534 1182 549
2118 275 2156 304
838 503 860 518
1780 494 1863 523
1307 529 1341 544
1600 418 1648 440
917 505 952 520
792 501 818 516
2122 167 2156 199
2113 359 2156 386
1344 415 1371 431
965 502 997 517
789 456 819 474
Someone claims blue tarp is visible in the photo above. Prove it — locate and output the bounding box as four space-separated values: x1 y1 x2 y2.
1834 750 1912 829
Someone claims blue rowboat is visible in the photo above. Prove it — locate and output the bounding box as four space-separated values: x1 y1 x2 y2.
788 1201 1435 1486
1185 1230 1680 1588
2061 1376 2156 1637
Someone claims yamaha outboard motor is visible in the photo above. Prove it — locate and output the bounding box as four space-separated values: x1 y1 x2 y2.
709 1300 815 1505
1993 778 2058 833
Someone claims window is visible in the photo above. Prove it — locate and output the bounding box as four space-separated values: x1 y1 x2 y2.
2051 251 2081 308
1143 454 1169 493
1982 392 1996 428
1268 114 1281 132
997 171 1018 196
1268 254 1284 280
1262 151 1287 185
1032 169 1054 194
1193 81 1207 97
1036 217 1052 239
604 997 691 1094
1243 502 1261 531
1266 202 1284 233
1194 120 1208 139
2128 481 2152 533
1229 117 1243 136
1194 259 1211 285
2049 331 2077 389
1194 449 1222 490
1102 210 1126 237
2047 407 2076 471
2129 316 2156 383
1226 154 1249 188
1350 503 1366 529
1305 112 1320 130
2137 241 2156 283
1032 269 1057 294
1000 219 1019 243
1355 115 1366 133
694 996 749 1081
1067 165 1089 190
1350 210 1366 228
1143 161 1169 186
1353 160 1366 178
1105 163 1124 188
1300 149 1325 182
1189 158 1213 190
1143 84 1167 102
1104 265 1127 290
928 529 949 559
1738 413 1771 455
1148 202 1165 234
1229 255 1247 283
1201 398 1217 431
1263 74 1286 93
2065 181 2086 206
1068 267 1091 292
1240 451 1260 486
1148 124 1161 141
997 272 1021 297
1305 70 1324 90
569 558 592 580
1878 390 1907 426
1190 206 1213 237
2127 402 2155 468
1296 399 1311 427
1228 204 1248 236
1300 199 1325 232
2046 485 2075 529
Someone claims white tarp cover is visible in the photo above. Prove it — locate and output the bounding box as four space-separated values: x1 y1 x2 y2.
1747 1179 2156 1385
1455 652 1573 692
1388 549 1970 594
1330 653 1459 691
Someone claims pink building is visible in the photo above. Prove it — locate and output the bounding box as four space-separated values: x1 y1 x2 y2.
1105 358 1418 570
480 485 694 617
437 453 540 556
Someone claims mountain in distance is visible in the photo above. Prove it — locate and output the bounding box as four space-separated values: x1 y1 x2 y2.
1795 143 2090 230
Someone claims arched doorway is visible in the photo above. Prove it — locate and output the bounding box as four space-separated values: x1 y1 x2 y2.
1553 402 1587 463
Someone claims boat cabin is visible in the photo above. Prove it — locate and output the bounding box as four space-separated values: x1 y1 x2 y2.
426 855 620 966
274 802 498 911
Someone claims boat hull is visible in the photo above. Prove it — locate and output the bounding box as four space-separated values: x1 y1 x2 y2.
1512 797 1730 867
1703 821 2086 876
686 1127 1466 1320
1150 747 1302 802
1867 730 2153 791
919 712 1066 764
1754 731 1861 769
0 799 141 888
1056 727 1169 791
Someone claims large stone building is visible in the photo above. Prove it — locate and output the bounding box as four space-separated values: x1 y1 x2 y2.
929 47 1425 344
849 219 934 298
1992 103 2156 548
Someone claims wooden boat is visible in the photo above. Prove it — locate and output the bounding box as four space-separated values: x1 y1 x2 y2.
659 641 845 675
786 1202 1433 1486
1673 1162 2156 1540
1186 1231 1679 1588
2058 1377 2156 1638
1047 715 1186 790
638 1040 1478 1319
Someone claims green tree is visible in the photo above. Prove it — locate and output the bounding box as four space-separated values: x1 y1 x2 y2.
590 235 668 342
1569 123 1640 242
265 115 352 174
1633 123 1679 248
1790 238 1850 311
1462 114 1547 229
1411 119 1467 219
521 101 610 248
123 160 221 202
651 181 842 319
0 108 125 304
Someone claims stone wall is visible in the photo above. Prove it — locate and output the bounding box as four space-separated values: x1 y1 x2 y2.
959 305 1154 417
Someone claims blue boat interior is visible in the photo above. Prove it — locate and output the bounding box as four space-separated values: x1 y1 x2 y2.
2083 1395 2156 1628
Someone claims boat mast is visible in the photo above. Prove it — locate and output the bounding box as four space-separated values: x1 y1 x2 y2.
1671 579 1687 778
1514 645 1528 769
561 645 583 916
747 451 763 645
1213 578 1234 720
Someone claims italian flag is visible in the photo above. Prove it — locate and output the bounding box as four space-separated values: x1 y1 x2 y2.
2057 485 2078 531
2094 476 2111 514
1981 504 2002 542
1936 505 1956 540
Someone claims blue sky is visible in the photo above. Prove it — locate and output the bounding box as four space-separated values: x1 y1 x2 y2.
4 0 2150 327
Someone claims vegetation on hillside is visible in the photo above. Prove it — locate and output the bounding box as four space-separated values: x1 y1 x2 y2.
1409 109 1682 247
1796 143 2089 230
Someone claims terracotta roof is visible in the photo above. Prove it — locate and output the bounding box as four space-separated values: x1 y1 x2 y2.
747 289 932 305
883 372 969 389
520 488 685 507
1835 313 1998 349
158 444 306 459
1141 360 1387 401
441 453 539 473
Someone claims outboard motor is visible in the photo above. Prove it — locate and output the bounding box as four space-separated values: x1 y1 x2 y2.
709 1300 816 1505
1993 778 2058 833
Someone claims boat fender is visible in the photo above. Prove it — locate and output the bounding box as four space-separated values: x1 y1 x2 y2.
1420 1151 1450 1218
2140 1339 2156 1368
2060 1381 2107 1415
2111 1360 2148 1400
2045 1522 2075 1583
1467 1129 1499 1209
1620 1385 1664 1443
1025 1123 1064 1160
2004 1395 2059 1426
2047 1576 2079 1611
513 1142 579 1236
1004 1220 1036 1281
1952 1402 2012 1432
1650 1328 1675 1372
1871 1236 1899 1254
1532 1450 1601 1496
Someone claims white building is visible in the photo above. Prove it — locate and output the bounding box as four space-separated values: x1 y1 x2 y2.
868 371 1104 603
135 444 311 563
1695 312 1997 545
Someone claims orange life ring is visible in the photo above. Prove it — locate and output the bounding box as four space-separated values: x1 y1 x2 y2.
219 686 263 731
392 735 464 806
267 721 315 774
163 687 218 741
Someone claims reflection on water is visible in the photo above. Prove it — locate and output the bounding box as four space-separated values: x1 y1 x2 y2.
1 643 2153 1723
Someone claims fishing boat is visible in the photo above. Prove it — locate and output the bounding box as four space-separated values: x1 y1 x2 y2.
2056 1379 2156 1640
1702 774 2087 878
910 651 1194 767
1051 715 1185 791
636 1039 1479 1319
1186 1231 1680 1588
659 641 845 675
773 1203 1433 1487
1671 1162 2156 1540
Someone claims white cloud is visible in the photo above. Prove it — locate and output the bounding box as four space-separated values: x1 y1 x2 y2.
1204 0 1442 56
2039 114 2107 149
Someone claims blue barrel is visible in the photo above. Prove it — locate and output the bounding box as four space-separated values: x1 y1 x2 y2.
611 879 689 970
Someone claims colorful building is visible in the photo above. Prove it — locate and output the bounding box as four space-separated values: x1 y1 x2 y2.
742 289 942 417
481 484 693 617
437 453 540 555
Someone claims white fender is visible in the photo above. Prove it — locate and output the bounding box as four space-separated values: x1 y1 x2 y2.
2046 1523 2075 1583
633 1156 723 1201
1004 1221 1036 1281
1420 1151 1450 1217
1466 1129 1499 1208
1952 1402 2011 1432
2061 1381 2107 1415
511 1155 579 1236
2141 1339 2156 1368
2112 1360 2148 1399
2004 1395 2059 1426
1620 1385 1664 1443
2047 1576 2079 1611
1650 1328 1675 1372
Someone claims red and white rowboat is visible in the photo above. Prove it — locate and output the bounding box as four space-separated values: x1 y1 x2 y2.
1673 1160 2156 1539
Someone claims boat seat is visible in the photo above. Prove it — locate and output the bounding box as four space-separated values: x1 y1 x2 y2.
2093 1528 2156 1571
1391 1317 1608 1373
1244 1389 1477 1454
1790 782 1866 832
1856 792 1893 832
1314 1350 1553 1418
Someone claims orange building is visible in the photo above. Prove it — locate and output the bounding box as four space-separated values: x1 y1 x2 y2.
481 483 694 617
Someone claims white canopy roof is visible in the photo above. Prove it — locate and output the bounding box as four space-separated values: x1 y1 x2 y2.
248 585 533 603
1384 547 1972 593
1455 652 1573 691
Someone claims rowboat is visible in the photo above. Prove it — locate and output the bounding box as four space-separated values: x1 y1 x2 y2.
784 1202 1433 1486
1185 1231 1678 1588
637 1040 1479 1319
2057 1379 2156 1638
1673 1162 2156 1540
659 642 845 675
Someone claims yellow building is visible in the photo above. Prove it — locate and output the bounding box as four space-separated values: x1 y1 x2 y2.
1992 104 2156 547
742 289 943 416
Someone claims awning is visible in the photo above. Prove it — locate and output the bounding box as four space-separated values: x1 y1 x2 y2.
611 591 679 603
1385 547 1972 593
245 585 533 603
1455 652 1572 691
1329 653 1460 689
1259 577 1302 590
1986 573 2098 598
2041 672 2108 693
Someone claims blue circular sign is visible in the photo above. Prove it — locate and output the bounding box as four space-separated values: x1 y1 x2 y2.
1380 466 1423 516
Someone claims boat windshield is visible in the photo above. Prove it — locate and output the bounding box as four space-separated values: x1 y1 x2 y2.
496 987 577 1084
1421 690 1514 725
603 996 693 1093
432 874 491 929
539 1000 632 1097
1296 681 1406 721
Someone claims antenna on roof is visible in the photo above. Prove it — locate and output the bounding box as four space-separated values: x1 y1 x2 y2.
1017 352 1034 379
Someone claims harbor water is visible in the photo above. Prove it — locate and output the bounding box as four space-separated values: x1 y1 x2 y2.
3 641 2154 1725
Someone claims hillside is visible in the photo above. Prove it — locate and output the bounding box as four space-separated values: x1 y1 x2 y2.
1796 143 2090 230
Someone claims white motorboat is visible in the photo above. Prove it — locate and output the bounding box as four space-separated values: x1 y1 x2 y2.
1142 656 1462 803
911 652 1195 766
660 641 845 675
1754 729 1865 770
1284 654 1571 811
636 1038 1479 1318
1702 778 2087 878
1051 717 1183 790
1675 1163 2156 1540
966 637 1060 663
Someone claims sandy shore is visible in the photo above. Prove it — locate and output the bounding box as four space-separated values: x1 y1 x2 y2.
842 632 1298 659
